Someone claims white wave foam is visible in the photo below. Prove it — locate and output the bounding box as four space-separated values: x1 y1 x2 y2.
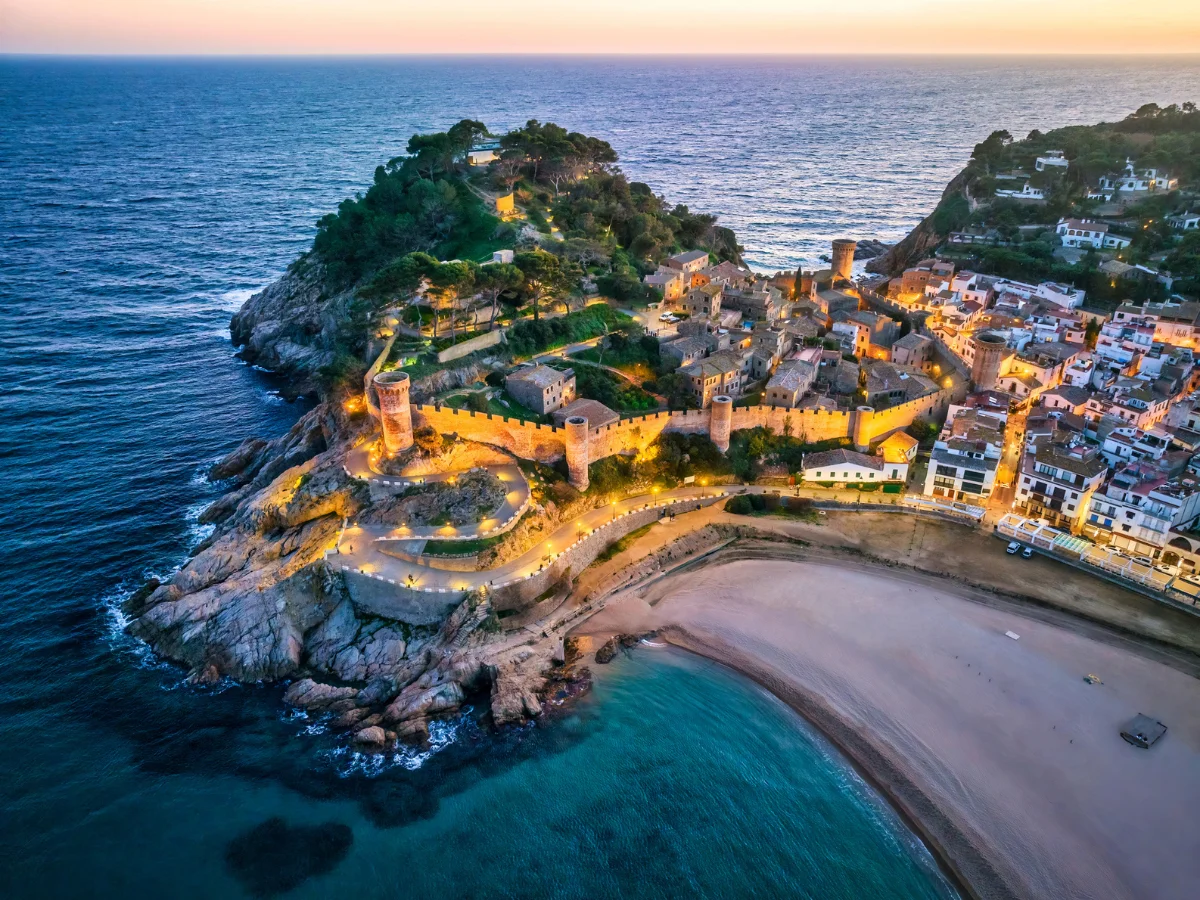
219 288 258 311
184 500 216 545
189 462 216 488
98 580 176 674
320 710 470 777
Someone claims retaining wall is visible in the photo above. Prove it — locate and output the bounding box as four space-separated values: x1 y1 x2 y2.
491 493 727 611
342 569 462 624
436 329 504 363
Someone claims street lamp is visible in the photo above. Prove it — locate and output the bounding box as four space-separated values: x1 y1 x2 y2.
611 500 617 522
652 486 660 507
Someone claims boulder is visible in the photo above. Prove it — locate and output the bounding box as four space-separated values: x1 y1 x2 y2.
283 678 358 711
210 437 268 483
594 637 620 664
332 707 370 729
352 726 386 748
383 681 464 724
394 718 430 744
491 664 543 726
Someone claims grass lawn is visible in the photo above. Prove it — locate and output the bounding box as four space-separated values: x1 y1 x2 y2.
421 534 504 556
571 342 661 382
596 522 655 562
548 359 658 413
443 391 546 423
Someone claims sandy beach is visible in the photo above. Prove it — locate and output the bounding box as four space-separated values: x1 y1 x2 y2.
579 555 1200 900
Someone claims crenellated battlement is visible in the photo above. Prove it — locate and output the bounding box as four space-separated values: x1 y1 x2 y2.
403 391 949 467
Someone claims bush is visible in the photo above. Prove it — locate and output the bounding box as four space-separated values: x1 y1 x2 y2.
413 425 443 454
724 495 755 515
505 305 632 358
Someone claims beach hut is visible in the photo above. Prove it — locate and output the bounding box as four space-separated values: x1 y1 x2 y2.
1120 714 1167 749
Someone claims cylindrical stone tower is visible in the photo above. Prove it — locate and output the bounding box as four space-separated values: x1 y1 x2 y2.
373 371 413 456
564 416 590 491
831 239 857 282
853 406 874 452
710 395 733 454
971 332 1007 391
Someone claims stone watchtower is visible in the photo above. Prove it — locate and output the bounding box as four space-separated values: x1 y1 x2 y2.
831 239 857 282
373 371 414 456
853 406 874 452
564 416 590 491
710 395 733 454
970 333 1007 391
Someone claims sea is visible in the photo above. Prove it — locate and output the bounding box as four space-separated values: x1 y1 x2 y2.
2 56 1198 899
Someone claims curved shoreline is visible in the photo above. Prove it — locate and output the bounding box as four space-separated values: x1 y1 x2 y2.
574 541 1200 900
661 626 994 900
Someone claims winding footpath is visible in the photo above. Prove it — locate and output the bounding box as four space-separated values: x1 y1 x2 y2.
332 482 728 593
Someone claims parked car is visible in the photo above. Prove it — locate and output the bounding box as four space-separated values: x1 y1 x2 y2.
1006 541 1021 555
1021 546 1034 559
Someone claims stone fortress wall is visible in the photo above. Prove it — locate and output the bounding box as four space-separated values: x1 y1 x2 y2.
408 387 950 475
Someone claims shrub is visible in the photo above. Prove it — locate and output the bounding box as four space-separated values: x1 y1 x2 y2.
724 495 755 515
413 425 443 454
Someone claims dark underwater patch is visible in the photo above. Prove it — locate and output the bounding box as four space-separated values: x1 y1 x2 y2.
224 816 353 897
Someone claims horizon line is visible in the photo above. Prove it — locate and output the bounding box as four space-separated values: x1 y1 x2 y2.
5 50 1200 59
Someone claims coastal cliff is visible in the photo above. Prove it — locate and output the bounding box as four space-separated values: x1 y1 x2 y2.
230 255 358 395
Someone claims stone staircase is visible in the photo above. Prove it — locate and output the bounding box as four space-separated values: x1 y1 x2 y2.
448 598 493 651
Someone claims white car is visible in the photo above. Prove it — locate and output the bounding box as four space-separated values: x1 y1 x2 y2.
1005 541 1021 555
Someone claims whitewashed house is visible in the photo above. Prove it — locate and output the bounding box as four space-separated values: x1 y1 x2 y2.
1056 218 1108 250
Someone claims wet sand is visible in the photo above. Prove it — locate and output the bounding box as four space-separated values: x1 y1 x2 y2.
579 557 1200 900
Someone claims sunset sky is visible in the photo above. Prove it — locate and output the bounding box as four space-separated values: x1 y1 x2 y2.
3 0 1199 55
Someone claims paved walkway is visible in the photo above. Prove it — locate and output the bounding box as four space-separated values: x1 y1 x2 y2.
332 484 726 592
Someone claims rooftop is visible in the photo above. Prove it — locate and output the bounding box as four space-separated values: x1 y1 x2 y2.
671 249 710 265
803 448 883 472
507 364 571 390
892 332 932 350
767 360 816 393
551 398 619 429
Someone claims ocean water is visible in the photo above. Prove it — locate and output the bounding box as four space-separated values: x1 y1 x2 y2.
2 56 1199 898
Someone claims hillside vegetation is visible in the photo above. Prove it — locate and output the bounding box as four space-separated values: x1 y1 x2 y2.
873 102 1200 302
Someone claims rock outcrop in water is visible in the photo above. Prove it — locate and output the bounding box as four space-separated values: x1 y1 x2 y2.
126 396 571 747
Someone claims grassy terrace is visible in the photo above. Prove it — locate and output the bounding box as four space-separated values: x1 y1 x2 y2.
421 534 505 556
443 391 547 424
547 358 659 413
569 331 665 382
505 304 633 360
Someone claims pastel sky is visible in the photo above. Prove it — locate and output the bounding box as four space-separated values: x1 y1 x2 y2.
3 0 1199 55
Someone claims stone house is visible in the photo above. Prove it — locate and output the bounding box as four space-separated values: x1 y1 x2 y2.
764 360 817 407
682 283 723 319
505 364 576 415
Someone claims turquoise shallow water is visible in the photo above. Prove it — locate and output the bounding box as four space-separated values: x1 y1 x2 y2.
4 647 958 899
